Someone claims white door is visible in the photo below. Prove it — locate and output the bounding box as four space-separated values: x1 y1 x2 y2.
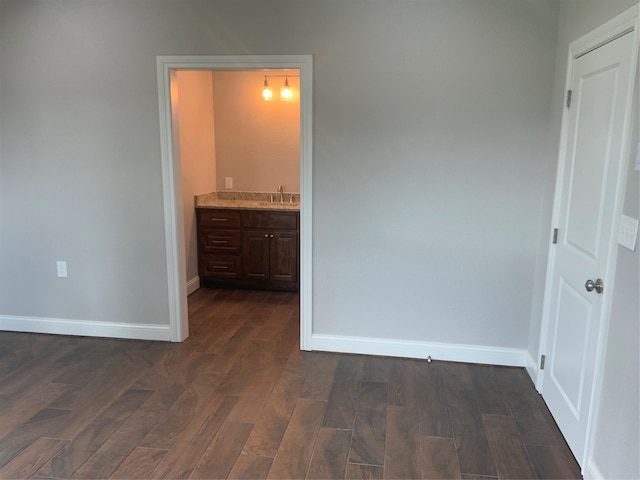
542 30 636 466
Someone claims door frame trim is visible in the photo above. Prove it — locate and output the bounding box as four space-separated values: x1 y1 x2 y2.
156 55 313 349
536 4 639 471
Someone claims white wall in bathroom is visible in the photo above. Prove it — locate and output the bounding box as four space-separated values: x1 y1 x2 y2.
212 70 300 193
176 70 217 289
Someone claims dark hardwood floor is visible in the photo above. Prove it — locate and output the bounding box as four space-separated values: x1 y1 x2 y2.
0 288 582 479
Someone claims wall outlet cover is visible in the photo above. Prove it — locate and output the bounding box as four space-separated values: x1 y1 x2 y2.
618 214 639 252
56 261 68 278
225 177 233 189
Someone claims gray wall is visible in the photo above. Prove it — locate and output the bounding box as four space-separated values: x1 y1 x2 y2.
0 0 559 346
534 1 639 477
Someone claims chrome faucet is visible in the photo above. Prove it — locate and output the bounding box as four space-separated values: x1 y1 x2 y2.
278 185 284 203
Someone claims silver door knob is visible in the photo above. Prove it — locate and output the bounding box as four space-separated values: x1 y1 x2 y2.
585 278 604 294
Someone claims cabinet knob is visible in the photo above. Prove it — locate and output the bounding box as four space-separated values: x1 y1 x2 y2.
264 234 269 237
270 234 274 238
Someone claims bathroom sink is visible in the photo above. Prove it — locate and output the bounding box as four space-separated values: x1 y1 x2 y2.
255 201 299 207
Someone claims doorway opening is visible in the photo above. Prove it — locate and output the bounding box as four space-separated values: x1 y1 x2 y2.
156 55 313 349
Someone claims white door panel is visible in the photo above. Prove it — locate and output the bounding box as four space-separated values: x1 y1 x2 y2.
550 278 592 416
566 66 619 258
542 29 636 468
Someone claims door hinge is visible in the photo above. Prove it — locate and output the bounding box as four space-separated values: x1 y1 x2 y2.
566 90 572 108
552 228 558 244
540 355 546 370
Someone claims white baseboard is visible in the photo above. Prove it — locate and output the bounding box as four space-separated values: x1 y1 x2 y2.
0 315 172 341
525 351 539 386
186 276 200 296
585 459 602 479
311 334 528 367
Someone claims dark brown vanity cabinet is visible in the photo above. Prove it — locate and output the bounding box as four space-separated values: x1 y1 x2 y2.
196 208 299 291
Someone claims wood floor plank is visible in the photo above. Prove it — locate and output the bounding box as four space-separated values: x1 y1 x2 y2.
0 345 75 414
150 394 237 479
469 365 512 416
228 454 274 480
282 343 314 379
482 414 536 479
215 339 274 396
266 398 326 479
420 436 462 479
322 355 365 429
501 368 562 446
218 324 261 356
109 447 167 479
0 437 68 479
243 304 275 328
0 382 70 436
384 406 421 479
346 463 384 480
0 408 70 469
526 444 581 479
349 381 387 466
460 474 499 480
300 353 341 401
48 358 149 441
189 309 238 342
388 358 417 407
50 351 134 407
307 427 352 480
243 368 308 457
52 341 119 385
140 374 223 450
36 389 152 478
70 385 184 479
415 362 452 438
194 315 243 352
362 356 393 383
442 363 497 477
227 354 288 423
258 305 296 341
272 314 300 358
189 421 254 479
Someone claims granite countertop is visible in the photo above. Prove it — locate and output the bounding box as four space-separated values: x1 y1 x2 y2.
195 191 300 212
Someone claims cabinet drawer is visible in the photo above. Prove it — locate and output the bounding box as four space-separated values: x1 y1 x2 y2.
241 211 298 230
198 209 241 228
199 229 241 253
199 254 241 279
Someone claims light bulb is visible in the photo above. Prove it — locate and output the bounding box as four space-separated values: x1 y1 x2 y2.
280 76 293 101
262 76 273 101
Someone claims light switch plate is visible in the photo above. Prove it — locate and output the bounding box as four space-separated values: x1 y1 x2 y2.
56 261 68 278
618 214 639 251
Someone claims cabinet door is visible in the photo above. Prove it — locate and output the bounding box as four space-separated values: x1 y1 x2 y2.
270 231 298 283
242 231 270 280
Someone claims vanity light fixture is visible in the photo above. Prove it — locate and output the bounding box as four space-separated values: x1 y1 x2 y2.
261 74 299 101
262 76 273 101
280 76 293 101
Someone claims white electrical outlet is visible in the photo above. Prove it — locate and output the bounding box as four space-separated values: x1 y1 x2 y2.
56 261 68 278
225 177 233 189
618 214 639 252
